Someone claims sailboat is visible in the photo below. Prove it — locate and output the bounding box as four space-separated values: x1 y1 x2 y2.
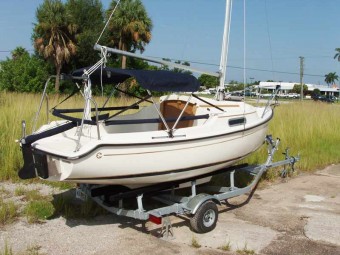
18 0 277 189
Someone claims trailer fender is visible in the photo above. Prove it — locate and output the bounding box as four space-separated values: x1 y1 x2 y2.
186 193 221 215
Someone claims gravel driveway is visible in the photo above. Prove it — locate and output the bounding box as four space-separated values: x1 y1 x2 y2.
1 165 339 255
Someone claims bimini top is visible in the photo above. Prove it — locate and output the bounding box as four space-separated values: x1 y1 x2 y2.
72 67 201 92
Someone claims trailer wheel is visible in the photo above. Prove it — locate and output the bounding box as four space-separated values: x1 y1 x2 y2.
190 200 218 233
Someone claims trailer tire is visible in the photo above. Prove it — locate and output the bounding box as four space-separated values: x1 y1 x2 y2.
190 200 218 233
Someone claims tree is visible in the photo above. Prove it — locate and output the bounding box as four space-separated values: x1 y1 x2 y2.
225 81 246 92
106 0 153 69
173 61 192 74
312 88 321 96
0 50 50 92
159 59 192 74
324 72 338 87
65 0 105 68
292 84 308 95
334 48 340 62
11 47 29 60
198 74 219 89
33 0 77 92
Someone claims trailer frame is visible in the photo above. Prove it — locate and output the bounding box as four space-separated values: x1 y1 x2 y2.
76 135 299 236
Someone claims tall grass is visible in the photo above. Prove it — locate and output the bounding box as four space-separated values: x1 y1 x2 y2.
0 92 139 181
0 92 339 181
246 101 340 171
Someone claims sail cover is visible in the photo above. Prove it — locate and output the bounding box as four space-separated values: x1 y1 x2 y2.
72 67 201 92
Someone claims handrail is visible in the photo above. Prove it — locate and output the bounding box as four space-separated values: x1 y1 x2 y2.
54 105 139 114
90 98 101 141
32 76 56 133
104 114 209 126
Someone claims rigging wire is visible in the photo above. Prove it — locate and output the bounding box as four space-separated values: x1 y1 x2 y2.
94 0 121 95
243 0 246 85
243 0 246 97
264 0 276 81
242 0 246 130
95 0 121 45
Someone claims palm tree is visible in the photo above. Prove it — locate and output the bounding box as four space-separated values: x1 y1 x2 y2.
324 72 339 87
107 0 152 69
334 48 340 62
33 0 77 92
65 0 104 68
11 47 29 60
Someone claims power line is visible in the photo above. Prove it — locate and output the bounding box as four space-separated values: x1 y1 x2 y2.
0 49 35 53
0 49 327 78
227 65 324 78
146 55 324 78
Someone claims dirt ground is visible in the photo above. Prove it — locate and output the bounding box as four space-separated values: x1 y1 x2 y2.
1 165 339 255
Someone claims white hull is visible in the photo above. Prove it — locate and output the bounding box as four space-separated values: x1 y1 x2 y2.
27 96 273 189
66 125 267 187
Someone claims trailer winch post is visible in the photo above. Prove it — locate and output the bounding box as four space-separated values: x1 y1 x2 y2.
137 194 144 212
230 170 235 190
191 180 197 196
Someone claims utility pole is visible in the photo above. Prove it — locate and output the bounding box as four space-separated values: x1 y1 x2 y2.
299 56 304 100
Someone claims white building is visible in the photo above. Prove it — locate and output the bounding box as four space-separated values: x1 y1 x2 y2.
258 82 339 96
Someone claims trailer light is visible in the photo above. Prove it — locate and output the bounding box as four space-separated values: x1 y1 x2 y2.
149 214 162 225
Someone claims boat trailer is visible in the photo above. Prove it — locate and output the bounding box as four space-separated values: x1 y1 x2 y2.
76 135 299 237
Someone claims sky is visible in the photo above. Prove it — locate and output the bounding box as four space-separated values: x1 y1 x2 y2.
1 0 340 85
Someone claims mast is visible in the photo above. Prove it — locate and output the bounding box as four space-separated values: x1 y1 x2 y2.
217 0 232 101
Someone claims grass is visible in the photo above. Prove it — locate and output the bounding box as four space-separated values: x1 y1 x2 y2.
218 239 231 251
0 241 13 255
52 192 108 219
0 92 339 182
0 198 18 226
24 200 54 224
0 91 139 181
14 186 106 223
250 101 340 171
236 243 255 255
191 235 201 248
1 184 107 227
11 185 75 224
0 242 44 255
24 244 44 255
12 186 54 224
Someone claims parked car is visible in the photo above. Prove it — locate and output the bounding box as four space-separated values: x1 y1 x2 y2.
259 93 272 98
224 92 244 101
326 95 338 102
244 91 256 97
277 93 287 98
199 89 212 95
199 88 217 95
312 94 334 103
286 93 300 99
